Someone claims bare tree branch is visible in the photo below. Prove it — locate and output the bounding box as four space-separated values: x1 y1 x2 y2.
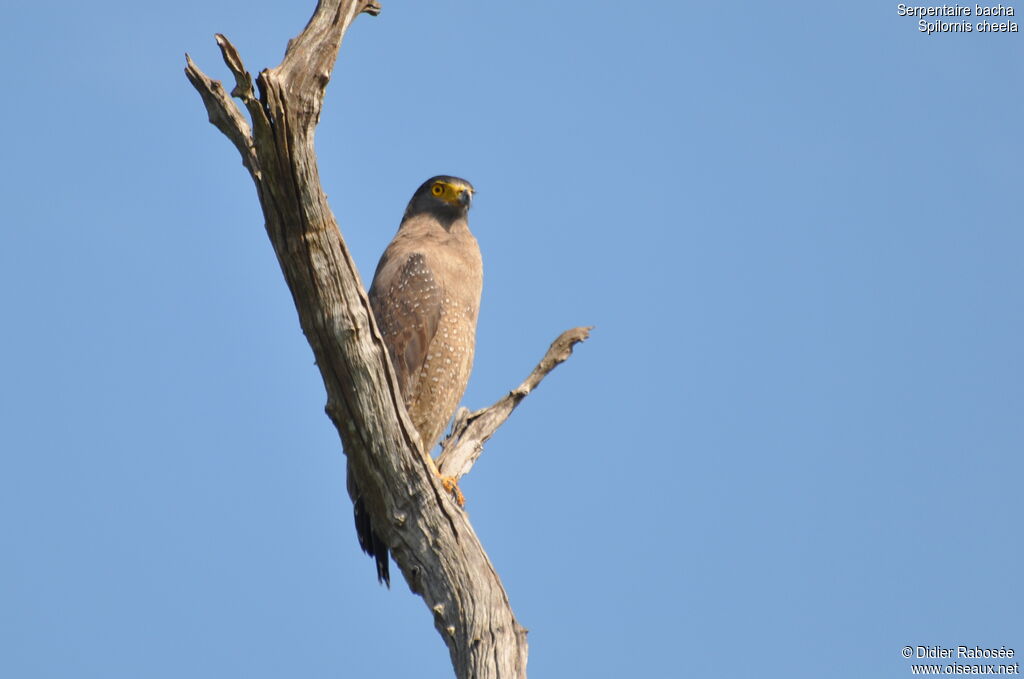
438 326 593 480
183 53 256 174
185 2 588 677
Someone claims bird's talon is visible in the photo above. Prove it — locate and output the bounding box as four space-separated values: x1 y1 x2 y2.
441 476 465 506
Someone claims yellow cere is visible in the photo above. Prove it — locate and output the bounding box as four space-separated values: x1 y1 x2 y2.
430 180 474 206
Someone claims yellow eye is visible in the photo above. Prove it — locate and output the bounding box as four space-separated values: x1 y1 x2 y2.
431 183 444 196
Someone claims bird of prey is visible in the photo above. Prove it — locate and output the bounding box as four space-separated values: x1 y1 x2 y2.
352 175 482 586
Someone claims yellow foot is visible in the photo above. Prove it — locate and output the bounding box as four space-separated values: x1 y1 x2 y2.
440 475 465 507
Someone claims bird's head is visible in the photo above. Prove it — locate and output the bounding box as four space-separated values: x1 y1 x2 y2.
404 175 475 223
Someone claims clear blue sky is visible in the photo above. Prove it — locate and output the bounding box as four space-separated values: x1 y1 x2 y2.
2 2 1021 677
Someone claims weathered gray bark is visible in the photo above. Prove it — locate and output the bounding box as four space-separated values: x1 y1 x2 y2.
184 3 588 677
438 327 592 480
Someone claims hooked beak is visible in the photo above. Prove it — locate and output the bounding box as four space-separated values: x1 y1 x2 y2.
458 188 473 208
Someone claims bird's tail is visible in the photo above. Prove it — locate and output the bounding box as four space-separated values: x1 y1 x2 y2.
353 495 390 587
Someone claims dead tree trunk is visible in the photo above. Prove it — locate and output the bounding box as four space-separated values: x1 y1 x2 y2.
184 2 589 678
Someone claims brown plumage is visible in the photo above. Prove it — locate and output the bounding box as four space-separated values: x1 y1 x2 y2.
352 175 482 586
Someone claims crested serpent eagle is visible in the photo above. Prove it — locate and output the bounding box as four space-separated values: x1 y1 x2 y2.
350 175 482 586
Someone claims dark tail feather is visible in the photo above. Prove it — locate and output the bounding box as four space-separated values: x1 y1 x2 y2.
353 496 390 587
